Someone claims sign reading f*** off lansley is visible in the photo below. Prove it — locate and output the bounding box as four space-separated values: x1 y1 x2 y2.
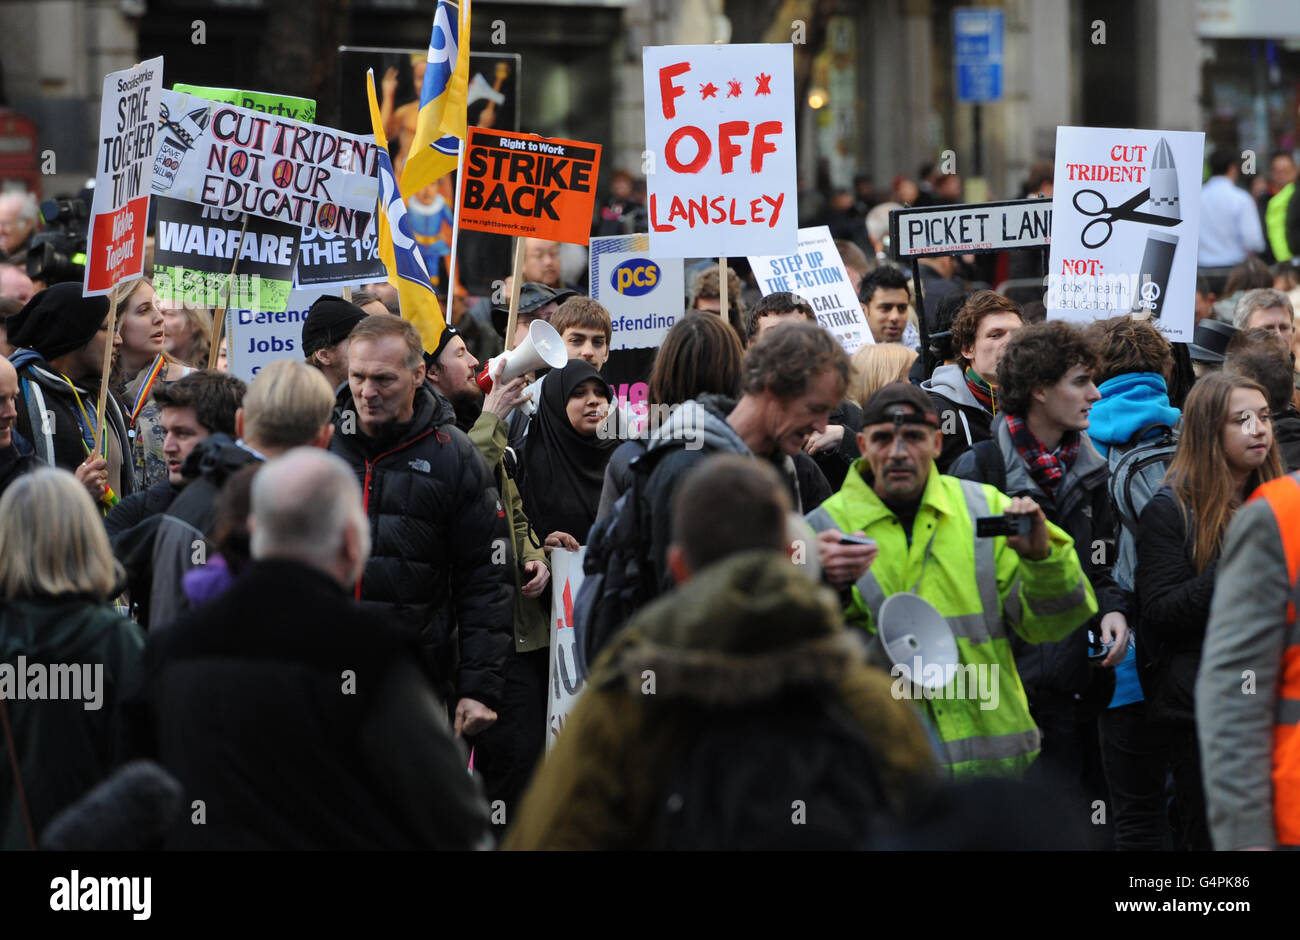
151 88 380 237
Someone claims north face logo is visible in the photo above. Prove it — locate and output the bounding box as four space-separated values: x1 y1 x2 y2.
408 458 431 473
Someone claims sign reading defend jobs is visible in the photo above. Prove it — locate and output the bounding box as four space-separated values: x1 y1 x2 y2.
1047 126 1203 342
85 57 164 295
459 128 601 245
643 43 797 257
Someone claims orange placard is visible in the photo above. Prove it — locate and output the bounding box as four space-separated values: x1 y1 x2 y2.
459 128 601 245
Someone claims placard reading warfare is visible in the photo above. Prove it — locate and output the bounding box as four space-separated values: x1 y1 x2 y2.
152 88 380 237
152 196 300 312
458 128 601 245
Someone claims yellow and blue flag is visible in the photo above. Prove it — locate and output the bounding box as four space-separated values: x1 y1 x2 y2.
367 69 445 352
400 0 471 198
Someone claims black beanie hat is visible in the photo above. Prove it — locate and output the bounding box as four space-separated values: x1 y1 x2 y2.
301 295 368 356
6 283 111 361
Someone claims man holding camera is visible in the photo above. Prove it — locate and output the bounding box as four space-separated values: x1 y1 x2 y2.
804 382 1097 779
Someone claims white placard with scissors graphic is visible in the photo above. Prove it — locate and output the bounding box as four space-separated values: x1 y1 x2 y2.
1046 126 1204 342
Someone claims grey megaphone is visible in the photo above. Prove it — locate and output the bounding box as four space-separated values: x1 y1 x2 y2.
876 593 960 690
476 319 568 391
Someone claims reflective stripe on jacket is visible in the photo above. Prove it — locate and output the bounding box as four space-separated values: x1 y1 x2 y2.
806 459 1097 778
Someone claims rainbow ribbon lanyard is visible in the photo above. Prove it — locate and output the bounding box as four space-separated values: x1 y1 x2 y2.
128 354 166 434
59 373 119 509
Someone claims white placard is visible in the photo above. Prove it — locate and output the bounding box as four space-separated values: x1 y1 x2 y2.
1046 126 1204 342
84 57 164 295
152 88 380 237
226 285 334 382
891 199 1051 258
589 237 685 351
547 547 587 751
749 225 873 354
643 44 798 257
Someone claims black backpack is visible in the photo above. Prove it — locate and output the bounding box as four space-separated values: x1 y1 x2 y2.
651 687 890 850
573 443 680 678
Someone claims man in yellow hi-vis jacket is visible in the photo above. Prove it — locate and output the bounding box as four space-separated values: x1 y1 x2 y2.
806 382 1097 778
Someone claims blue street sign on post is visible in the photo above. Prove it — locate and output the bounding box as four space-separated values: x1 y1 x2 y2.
954 8 1003 103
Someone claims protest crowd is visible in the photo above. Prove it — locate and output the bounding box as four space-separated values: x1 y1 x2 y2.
6 4 1300 858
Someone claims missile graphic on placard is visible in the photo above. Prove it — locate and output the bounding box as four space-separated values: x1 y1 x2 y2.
1147 137 1180 221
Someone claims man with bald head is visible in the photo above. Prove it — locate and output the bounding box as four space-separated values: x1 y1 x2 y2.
0 356 35 496
124 448 493 849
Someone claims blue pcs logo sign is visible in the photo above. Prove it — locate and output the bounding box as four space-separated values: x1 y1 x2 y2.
611 258 660 296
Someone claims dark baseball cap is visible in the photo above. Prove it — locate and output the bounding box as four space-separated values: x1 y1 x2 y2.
492 282 579 336
861 381 941 429
301 296 367 356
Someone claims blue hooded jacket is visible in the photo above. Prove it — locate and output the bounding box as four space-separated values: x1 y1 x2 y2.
1088 372 1180 457
1091 371 1181 709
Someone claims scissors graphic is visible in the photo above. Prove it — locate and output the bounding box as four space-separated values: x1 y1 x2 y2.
1073 188 1179 249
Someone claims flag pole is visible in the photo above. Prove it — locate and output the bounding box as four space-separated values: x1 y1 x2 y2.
446 139 467 315
503 236 526 351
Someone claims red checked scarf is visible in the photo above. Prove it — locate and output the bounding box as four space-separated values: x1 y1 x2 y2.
1006 414 1079 496
965 366 996 415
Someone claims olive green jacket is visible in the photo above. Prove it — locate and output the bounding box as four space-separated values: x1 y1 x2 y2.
467 411 550 651
504 550 938 849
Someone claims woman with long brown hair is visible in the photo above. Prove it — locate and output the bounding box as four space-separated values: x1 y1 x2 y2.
1135 371 1282 850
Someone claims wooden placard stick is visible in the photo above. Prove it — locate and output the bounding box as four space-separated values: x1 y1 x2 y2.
503 235 527 352
207 212 251 370
90 289 120 458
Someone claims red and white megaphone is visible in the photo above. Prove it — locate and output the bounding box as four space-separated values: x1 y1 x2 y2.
476 319 568 391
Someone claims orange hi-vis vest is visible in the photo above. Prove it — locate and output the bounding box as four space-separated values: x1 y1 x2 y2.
1249 472 1300 845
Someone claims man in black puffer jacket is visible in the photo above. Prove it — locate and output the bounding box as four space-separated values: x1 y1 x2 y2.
952 322 1126 848
330 315 512 739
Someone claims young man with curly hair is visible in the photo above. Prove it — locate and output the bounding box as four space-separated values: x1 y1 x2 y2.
921 289 1023 471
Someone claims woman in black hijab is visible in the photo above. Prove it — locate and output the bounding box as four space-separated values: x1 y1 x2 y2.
518 359 619 549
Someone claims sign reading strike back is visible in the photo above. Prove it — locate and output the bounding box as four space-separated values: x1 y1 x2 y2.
151 88 380 237
458 128 601 245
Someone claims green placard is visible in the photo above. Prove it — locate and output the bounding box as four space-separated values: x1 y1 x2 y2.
172 84 316 124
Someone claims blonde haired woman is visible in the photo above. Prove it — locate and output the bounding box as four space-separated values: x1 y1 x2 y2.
849 342 918 408
160 301 212 370
111 278 193 489
0 469 145 849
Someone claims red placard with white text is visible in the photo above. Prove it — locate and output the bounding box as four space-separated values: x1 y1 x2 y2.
642 44 797 257
84 57 163 295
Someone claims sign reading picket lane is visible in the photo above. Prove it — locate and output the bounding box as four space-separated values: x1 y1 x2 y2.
458 128 601 245
890 198 1053 259
85 57 163 295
